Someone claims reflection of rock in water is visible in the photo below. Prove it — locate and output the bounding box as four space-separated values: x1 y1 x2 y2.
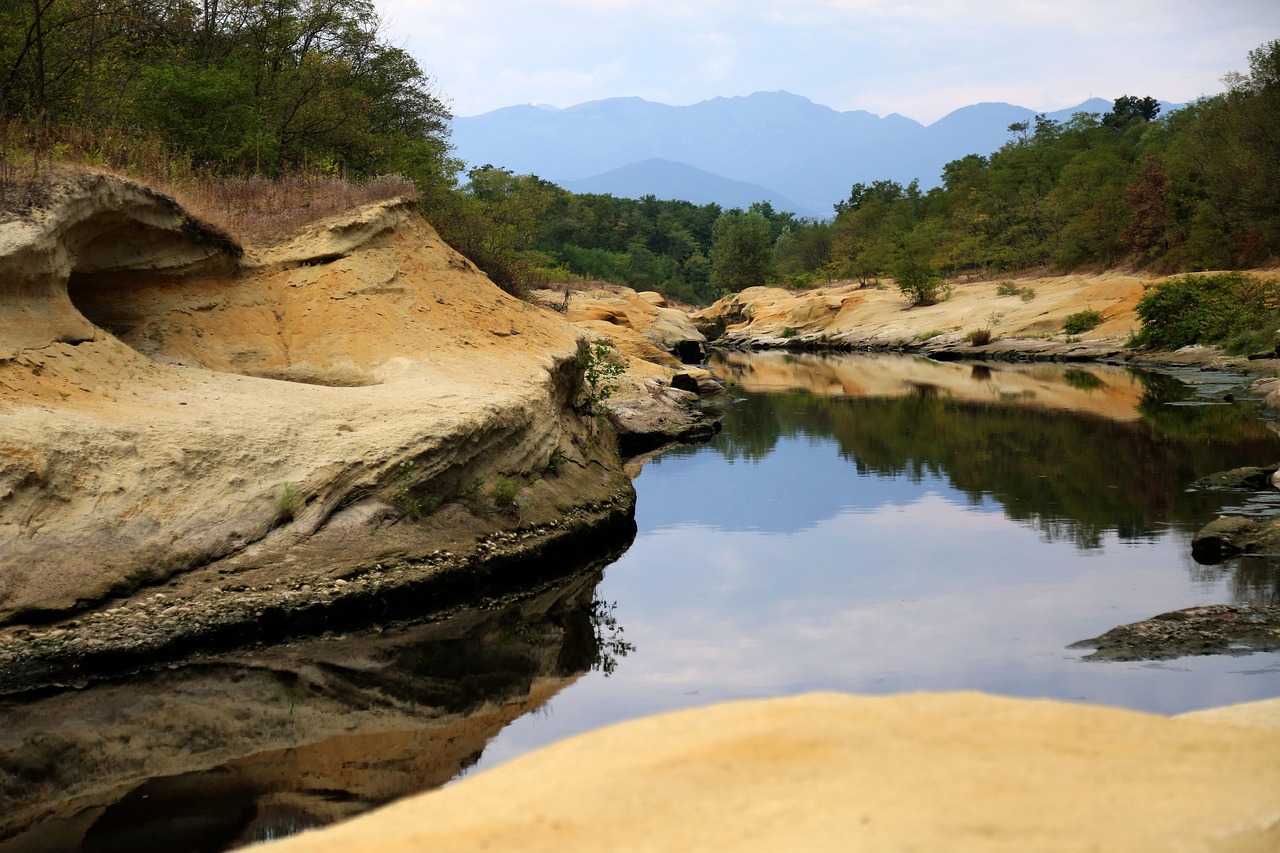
0 568 617 852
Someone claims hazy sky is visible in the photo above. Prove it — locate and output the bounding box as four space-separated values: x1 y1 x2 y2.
380 1 1280 123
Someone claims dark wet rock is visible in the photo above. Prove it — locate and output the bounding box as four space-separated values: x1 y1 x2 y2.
1192 515 1280 563
670 368 725 397
1070 604 1280 661
672 339 709 364
609 384 722 457
1190 465 1279 491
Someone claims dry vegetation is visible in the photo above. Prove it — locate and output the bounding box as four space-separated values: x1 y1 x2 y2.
0 117 416 245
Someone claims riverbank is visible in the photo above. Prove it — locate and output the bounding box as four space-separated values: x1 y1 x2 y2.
692 269 1280 367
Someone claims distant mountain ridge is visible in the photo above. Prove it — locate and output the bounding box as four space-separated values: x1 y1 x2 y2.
451 91 1176 218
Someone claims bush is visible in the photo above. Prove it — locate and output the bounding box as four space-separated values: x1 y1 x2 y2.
995 281 1020 297
491 476 520 510
895 259 945 307
1062 309 1103 335
966 328 993 346
1132 272 1280 352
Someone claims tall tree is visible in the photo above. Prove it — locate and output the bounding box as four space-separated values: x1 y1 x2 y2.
710 210 775 293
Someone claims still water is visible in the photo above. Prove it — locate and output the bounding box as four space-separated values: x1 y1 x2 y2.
467 352 1280 775
4 352 1280 850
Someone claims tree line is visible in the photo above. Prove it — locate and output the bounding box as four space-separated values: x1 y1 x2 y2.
2 9 1276 305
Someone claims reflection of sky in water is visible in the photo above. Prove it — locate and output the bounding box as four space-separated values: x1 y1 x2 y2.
467 409 1280 778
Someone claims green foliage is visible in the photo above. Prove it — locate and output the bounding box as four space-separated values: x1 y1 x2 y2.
893 232 945 307
490 476 520 510
1 0 450 179
1062 309 1103 335
780 327 798 338
912 329 945 342
578 339 627 415
546 448 569 474
1132 272 1280 351
710 210 775 294
277 483 302 518
389 459 443 520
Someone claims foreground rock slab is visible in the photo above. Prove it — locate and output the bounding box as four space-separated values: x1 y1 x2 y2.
262 691 1280 853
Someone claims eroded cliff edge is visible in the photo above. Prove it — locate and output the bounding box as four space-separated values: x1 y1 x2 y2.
0 171 709 688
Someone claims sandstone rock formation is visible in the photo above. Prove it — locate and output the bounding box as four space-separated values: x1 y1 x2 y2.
0 171 710 680
693 273 1148 357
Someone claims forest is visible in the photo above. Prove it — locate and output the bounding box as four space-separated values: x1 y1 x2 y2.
2 3 1277 305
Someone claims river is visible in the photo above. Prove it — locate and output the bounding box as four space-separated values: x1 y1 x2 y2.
3 352 1279 851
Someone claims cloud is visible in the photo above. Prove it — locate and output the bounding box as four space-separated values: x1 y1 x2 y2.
382 0 1280 121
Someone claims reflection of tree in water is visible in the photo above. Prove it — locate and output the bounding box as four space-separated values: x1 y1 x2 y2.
710 370 1280 551
588 599 635 676
1230 557 1280 605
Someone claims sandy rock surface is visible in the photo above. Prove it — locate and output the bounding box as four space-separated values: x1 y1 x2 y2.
0 172 645 647
263 690 1280 853
694 270 1279 363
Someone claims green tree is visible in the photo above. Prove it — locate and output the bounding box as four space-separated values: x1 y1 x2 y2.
709 209 775 294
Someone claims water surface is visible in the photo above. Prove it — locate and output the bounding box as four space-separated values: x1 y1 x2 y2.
4 352 1280 849
467 352 1280 774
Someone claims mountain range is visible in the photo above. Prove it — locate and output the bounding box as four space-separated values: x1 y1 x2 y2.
450 92 1178 219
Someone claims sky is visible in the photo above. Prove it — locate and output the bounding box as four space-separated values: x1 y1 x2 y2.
379 0 1280 124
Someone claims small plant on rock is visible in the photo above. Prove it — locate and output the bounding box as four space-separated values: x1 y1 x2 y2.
578 338 627 416
277 482 302 518
491 476 520 512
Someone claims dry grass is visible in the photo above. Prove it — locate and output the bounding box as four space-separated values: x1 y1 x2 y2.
1 117 417 245
172 174 417 245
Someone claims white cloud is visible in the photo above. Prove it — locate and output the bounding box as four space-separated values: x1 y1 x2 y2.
381 0 1280 121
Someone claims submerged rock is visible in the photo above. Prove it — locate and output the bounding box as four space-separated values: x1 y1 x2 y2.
1071 604 1280 660
1190 465 1279 491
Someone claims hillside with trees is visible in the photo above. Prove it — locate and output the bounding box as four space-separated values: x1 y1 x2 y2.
2 10 1277 307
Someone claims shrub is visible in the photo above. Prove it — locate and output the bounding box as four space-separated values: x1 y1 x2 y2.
995 281 1036 301
491 476 520 510
1132 272 1280 352
1062 309 1103 335
578 338 627 415
895 261 945 307
966 328 993 346
780 327 798 338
